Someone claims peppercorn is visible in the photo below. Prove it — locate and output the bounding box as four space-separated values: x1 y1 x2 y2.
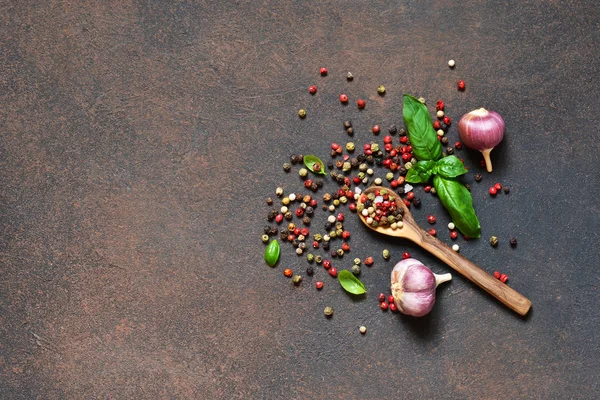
320 67 328 75
339 94 349 103
269 227 278 236
377 85 386 95
489 186 497 195
428 228 437 236
283 268 293 277
302 216 311 225
382 249 390 260
500 274 509 283
412 197 421 208
261 234 269 243
372 125 380 134
298 109 306 118
450 230 458 240
474 173 482 182
315 255 323 264
402 252 411 259
378 293 386 302
306 265 314 276
324 306 334 317
347 72 353 81
351 265 361 275
346 127 354 135
446 146 454 155
328 267 338 277
494 183 502 191
359 326 367 334
457 80 466 91
292 275 303 285
357 99 366 109
380 302 388 311
398 127 407 136
510 237 517 247
322 242 330 251
306 254 315 263
275 187 284 197
299 168 308 178
493 271 501 279
490 236 499 247
388 125 397 135
427 215 436 224
503 186 510 194
308 85 317 95
284 211 293 220
452 244 460 252
364 256 374 266
336 249 344 257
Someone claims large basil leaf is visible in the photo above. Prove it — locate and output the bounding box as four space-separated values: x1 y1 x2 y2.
406 160 436 183
434 156 468 178
403 95 443 161
433 175 481 238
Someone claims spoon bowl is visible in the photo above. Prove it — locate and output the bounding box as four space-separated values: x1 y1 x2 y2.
358 186 531 316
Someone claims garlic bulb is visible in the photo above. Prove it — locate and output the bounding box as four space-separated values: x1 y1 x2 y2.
390 258 452 317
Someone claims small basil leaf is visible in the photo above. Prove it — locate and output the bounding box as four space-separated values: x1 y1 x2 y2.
403 95 443 161
435 156 468 178
433 175 481 238
338 270 366 295
303 155 327 175
405 160 435 183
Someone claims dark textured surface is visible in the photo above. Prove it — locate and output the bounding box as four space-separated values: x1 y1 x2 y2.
1 1 598 399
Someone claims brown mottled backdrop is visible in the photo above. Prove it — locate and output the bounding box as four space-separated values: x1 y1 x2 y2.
1 1 598 399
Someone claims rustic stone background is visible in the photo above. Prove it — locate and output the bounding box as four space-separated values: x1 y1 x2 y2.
1 1 598 398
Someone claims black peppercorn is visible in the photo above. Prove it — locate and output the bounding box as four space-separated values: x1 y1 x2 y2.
412 197 421 207
266 197 273 205
465 184 471 191
321 205 328 211
446 146 454 155
398 167 407 176
510 237 517 247
327 161 334 170
284 211 293 220
366 155 374 164
290 154 299 164
292 240 299 248
503 186 510 194
331 251 337 258
392 155 401 164
357 154 365 162
324 222 333 230
270 227 278 236
297 155 303 163
343 120 352 129
398 127 407 136
346 127 354 135
306 266 314 276
305 206 314 216
396 187 405 195
322 242 330 251
280 232 288 240
267 210 278 221
474 173 482 182
441 136 449 145
440 122 448 131
336 176 344 184
388 124 398 135
330 149 337 157
302 216 311 225
350 158 359 168
263 226 271 234
315 179 324 188
310 183 318 192
335 160 344 169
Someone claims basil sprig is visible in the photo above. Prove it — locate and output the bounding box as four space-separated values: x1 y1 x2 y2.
403 94 481 238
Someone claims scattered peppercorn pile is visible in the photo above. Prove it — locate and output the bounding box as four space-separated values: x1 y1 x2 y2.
262 65 518 325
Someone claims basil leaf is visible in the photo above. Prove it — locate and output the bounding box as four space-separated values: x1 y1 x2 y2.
433 175 481 238
303 155 327 175
338 270 366 295
403 95 443 161
435 156 468 178
405 160 436 183
264 240 280 267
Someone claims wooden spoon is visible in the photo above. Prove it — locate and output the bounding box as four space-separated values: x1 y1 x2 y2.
358 186 531 316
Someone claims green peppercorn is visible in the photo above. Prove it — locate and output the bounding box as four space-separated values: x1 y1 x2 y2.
418 97 426 104
386 172 394 181
315 255 323 264
314 233 322 242
298 109 306 118
351 264 361 275
336 248 344 257
292 275 302 285
275 187 284 197
371 143 380 153
346 142 355 152
306 253 315 263
377 85 386 95
430 187 437 195
299 168 308 177
405 162 413 169
340 196 348 204
324 306 334 317
342 161 351 172
490 236 499 247
353 258 361 265
261 234 269 243
283 162 291 172
382 249 390 260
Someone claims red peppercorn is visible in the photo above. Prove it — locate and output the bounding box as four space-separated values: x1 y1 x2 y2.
387 295 394 304
401 153 411 161
389 302 398 312
457 80 466 90
372 125 380 134
309 199 318 207
399 136 409 144
489 186 498 195
427 215 436 224
383 135 392 144
455 141 463 149
424 185 432 193
294 227 301 236
380 302 388 311
494 183 502 191
357 99 366 109
312 241 319 248
403 199 411 207
389 149 397 157
406 192 415 201
304 180 313 188
428 228 437 236
500 274 509 283
275 214 283 223
443 116 451 125
493 271 501 279
339 94 348 103
283 268 293 277
337 213 345 222
349 203 357 212
341 243 350 251
315 281 324 290
402 252 411 259
320 67 328 76
287 234 295 242
322 260 331 269
436 100 445 111
329 267 338 277
433 120 441 130
331 143 340 150
365 256 374 266
295 208 304 217
378 293 386 302
450 230 458 240
342 231 351 240
301 228 309 236
390 180 398 188
384 143 393 152
309 85 317 94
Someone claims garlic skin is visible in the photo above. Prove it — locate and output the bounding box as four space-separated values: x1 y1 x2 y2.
458 108 505 173
390 258 452 317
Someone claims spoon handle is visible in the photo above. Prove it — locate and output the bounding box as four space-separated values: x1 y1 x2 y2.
405 226 531 315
